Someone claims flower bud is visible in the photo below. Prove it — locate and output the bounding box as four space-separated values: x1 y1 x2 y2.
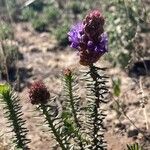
28 81 50 105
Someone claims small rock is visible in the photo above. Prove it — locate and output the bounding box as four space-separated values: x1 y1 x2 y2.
46 45 57 52
115 122 126 130
40 33 49 38
128 129 139 137
29 46 41 53
27 65 33 72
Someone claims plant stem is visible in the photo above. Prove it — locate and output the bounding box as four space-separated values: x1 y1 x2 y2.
68 75 81 128
90 66 99 147
0 41 10 83
1 87 29 149
139 77 149 130
67 75 84 150
89 65 106 150
40 103 67 150
143 106 149 130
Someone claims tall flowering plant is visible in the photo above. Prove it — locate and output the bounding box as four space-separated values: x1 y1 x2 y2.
68 10 109 149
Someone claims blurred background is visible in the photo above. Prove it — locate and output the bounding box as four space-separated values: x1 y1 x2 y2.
0 0 150 149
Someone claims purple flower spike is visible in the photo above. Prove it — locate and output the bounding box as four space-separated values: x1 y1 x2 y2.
68 10 109 66
87 33 108 53
68 23 83 49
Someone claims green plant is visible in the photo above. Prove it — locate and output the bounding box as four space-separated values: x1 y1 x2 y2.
104 0 148 68
112 77 121 97
27 64 109 150
82 66 109 149
20 7 37 21
43 6 60 23
4 0 17 19
0 44 18 70
31 17 47 32
54 24 69 46
69 1 85 15
111 77 124 118
0 84 30 149
0 22 13 40
126 143 143 150
0 43 20 81
62 69 84 149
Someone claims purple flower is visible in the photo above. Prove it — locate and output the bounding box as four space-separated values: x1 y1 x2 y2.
68 10 108 66
87 33 108 53
68 23 83 49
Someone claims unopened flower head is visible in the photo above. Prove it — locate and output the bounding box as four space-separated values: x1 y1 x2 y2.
63 68 72 77
83 10 105 41
28 81 50 105
68 10 108 66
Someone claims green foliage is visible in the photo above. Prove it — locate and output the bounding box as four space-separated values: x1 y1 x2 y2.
5 0 16 9
69 1 85 15
0 22 14 40
33 70 84 149
61 111 75 135
83 66 109 149
4 0 17 18
38 103 68 150
54 24 69 46
0 44 19 71
105 0 137 49
62 70 84 149
0 0 6 6
0 84 30 149
126 143 143 150
20 7 37 21
31 17 47 32
112 77 121 97
43 5 60 23
32 66 108 150
117 52 131 68
0 84 10 95
106 50 132 69
104 0 147 68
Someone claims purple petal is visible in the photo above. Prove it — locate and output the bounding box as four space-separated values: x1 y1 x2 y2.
95 33 108 53
68 23 83 49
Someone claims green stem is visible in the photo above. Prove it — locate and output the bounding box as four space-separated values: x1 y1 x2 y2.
67 75 84 150
89 65 106 150
68 75 81 128
90 65 100 148
40 103 67 150
1 88 29 149
1 41 10 83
